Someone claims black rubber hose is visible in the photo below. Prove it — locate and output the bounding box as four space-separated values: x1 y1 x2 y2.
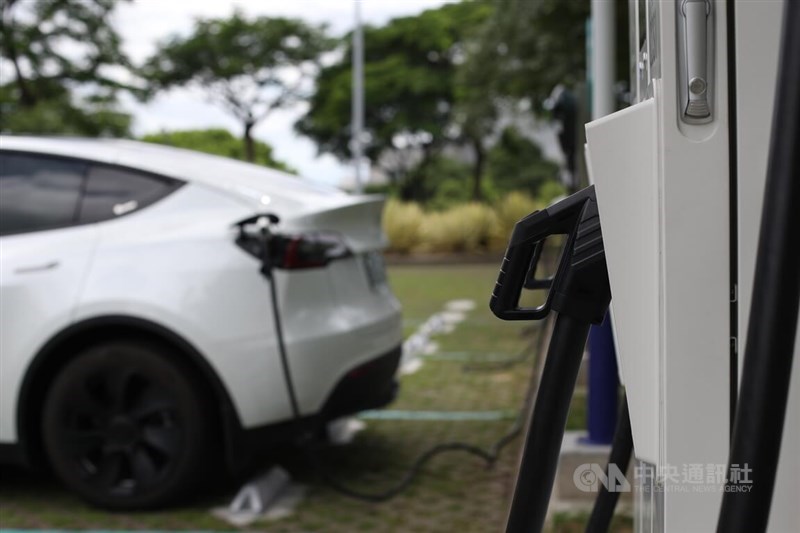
717 1 800 531
267 267 301 419
585 394 632 533
309 319 551 503
505 313 591 533
308 441 495 503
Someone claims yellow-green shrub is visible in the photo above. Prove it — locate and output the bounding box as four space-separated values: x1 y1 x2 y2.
417 203 498 253
383 199 424 253
537 180 567 206
491 192 542 250
386 195 555 255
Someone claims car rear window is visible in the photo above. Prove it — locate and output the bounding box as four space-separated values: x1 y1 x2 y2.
78 165 182 224
0 152 86 235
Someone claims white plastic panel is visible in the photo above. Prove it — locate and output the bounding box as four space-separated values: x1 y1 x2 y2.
587 3 731 530
652 3 731 530
586 99 660 465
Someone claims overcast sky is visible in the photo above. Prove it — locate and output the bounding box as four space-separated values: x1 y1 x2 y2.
113 0 452 186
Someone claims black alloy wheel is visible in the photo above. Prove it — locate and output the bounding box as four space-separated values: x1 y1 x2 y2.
42 340 212 509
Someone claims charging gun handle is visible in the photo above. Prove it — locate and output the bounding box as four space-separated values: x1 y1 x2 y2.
503 191 611 533
491 237 543 320
491 186 602 321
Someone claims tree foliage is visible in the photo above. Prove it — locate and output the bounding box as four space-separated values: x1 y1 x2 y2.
399 154 475 209
296 1 576 203
473 0 629 105
487 127 560 195
0 82 131 136
474 0 591 104
0 0 134 136
143 12 331 161
140 129 294 173
295 2 491 173
398 126 560 210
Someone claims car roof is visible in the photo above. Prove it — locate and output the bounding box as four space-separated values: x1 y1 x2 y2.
0 135 346 211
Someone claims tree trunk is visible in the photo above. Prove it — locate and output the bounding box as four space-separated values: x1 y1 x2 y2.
243 121 255 162
9 53 35 107
399 143 433 202
471 137 485 201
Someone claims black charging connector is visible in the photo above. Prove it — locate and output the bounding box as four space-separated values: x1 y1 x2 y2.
491 186 609 322
234 213 301 421
491 186 615 533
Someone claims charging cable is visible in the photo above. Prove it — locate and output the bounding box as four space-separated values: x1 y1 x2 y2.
250 216 540 503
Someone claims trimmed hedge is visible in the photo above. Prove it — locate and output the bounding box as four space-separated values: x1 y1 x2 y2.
384 192 558 254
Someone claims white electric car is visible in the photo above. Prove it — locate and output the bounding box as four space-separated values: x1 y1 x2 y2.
0 136 403 509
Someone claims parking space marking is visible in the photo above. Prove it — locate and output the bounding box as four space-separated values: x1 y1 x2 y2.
358 409 517 421
400 299 476 374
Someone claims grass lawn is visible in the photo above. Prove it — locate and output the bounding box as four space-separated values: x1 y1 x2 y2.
0 263 619 532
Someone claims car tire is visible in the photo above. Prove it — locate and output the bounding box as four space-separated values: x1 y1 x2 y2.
42 340 213 510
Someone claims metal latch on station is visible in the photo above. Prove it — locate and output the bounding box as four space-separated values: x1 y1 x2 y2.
679 0 712 122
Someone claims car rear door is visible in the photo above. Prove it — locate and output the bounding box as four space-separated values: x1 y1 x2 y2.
0 152 99 443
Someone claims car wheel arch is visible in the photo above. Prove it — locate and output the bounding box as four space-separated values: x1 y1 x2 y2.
16 315 242 471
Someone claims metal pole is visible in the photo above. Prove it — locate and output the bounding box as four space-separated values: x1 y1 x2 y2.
586 0 618 445
351 0 365 194
591 0 616 120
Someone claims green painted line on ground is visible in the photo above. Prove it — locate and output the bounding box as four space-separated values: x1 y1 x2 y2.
358 409 518 421
426 351 518 362
1 531 234 533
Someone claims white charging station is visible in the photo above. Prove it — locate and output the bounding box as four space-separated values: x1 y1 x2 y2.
585 1 799 531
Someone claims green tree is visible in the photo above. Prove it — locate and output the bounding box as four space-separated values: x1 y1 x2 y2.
0 81 131 136
0 0 134 136
296 1 491 197
486 127 560 196
401 155 474 209
456 0 622 199
143 12 331 162
471 0 629 105
451 3 503 201
140 128 295 173
473 0 590 104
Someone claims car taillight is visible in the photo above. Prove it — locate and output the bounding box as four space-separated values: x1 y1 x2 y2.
271 232 351 269
235 228 351 270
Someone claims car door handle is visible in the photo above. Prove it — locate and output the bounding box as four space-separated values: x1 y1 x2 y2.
14 261 60 274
